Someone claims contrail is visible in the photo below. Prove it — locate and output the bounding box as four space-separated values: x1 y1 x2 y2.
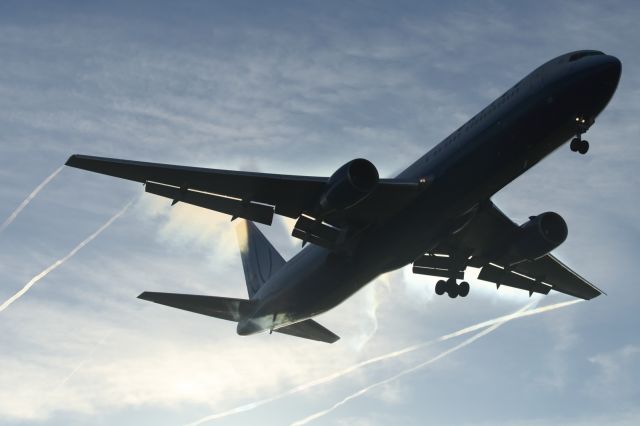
47 329 115 406
0 201 133 313
184 299 581 426
0 166 63 234
290 320 507 426
289 300 582 426
55 330 114 390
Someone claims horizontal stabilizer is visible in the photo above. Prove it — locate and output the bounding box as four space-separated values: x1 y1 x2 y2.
276 319 340 344
138 292 252 322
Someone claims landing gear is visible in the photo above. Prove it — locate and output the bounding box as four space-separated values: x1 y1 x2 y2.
571 116 592 155
458 281 470 297
435 278 470 298
446 278 458 298
570 137 589 154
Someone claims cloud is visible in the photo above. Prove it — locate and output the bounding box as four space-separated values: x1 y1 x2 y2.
0 200 132 313
0 166 63 234
587 344 640 400
0 2 638 425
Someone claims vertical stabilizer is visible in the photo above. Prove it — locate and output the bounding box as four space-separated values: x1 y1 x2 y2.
235 220 286 298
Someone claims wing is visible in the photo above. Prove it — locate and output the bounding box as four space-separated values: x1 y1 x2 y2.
413 201 603 300
477 254 603 299
66 155 422 244
66 154 326 221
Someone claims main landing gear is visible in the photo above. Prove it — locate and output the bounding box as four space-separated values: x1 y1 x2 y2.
570 116 591 155
435 278 470 298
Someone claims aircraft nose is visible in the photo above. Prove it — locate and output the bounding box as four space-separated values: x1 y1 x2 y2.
597 55 622 85
576 55 622 113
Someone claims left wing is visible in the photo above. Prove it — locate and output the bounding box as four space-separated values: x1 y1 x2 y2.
476 254 603 299
413 201 604 300
66 155 422 246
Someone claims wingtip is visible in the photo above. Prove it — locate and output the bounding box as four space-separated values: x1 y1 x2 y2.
137 291 153 301
65 154 81 167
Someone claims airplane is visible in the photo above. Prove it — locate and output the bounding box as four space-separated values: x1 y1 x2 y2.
66 50 621 344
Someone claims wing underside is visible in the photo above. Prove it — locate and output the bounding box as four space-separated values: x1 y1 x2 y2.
413 201 604 300
66 154 421 247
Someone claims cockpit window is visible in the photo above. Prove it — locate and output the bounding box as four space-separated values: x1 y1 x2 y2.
569 51 604 62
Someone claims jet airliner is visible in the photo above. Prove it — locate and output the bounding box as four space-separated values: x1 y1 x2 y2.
66 50 621 343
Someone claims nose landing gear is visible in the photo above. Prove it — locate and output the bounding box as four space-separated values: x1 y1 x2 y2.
570 116 592 155
435 278 470 298
570 137 589 154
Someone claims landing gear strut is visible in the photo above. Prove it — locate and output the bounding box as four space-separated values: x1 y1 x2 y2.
435 278 470 298
570 117 591 155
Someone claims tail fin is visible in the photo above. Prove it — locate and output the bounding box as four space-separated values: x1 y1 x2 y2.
235 220 285 298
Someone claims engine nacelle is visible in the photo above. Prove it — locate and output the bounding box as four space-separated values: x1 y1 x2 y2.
318 158 379 213
506 212 568 265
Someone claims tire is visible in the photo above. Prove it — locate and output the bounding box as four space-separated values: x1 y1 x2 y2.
458 281 470 297
447 288 458 298
570 138 580 152
435 280 446 295
578 140 589 155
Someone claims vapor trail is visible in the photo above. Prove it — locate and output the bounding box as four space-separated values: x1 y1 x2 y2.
290 321 506 426
0 166 63 234
185 299 580 426
290 299 582 425
55 330 114 390
0 201 132 313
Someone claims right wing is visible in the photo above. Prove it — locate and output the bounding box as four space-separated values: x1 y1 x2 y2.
66 154 327 221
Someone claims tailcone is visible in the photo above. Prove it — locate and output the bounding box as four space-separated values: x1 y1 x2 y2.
237 317 266 336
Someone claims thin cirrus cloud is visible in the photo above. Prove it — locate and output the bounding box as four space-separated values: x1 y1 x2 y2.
0 200 133 313
0 2 638 425
0 166 63 234
185 299 585 426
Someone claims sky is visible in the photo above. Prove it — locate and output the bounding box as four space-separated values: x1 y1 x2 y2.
1 1 639 425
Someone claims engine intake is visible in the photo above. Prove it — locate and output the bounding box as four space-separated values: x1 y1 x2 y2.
506 212 568 265
318 158 379 213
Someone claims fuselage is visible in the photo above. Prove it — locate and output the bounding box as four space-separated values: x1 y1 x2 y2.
238 51 621 336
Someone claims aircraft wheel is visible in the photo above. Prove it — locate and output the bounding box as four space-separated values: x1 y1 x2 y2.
570 138 580 152
458 281 470 297
446 278 458 298
435 280 446 295
578 140 589 155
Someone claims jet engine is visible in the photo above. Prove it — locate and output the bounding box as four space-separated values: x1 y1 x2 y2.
317 158 379 213
505 212 568 265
